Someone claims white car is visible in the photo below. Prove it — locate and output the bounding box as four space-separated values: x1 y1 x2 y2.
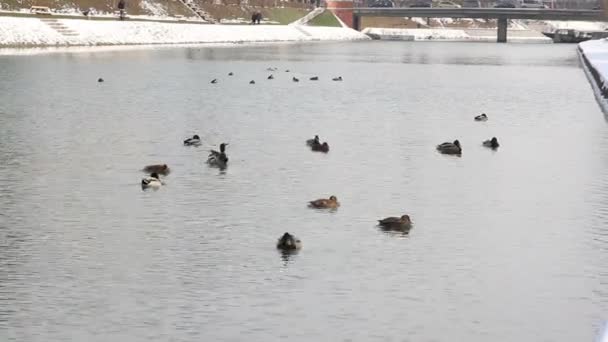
521 0 547 8
436 1 462 7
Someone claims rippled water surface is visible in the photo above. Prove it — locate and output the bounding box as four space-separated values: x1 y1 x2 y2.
1 41 607 342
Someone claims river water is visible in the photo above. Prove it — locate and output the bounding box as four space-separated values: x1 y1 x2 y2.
1 41 607 341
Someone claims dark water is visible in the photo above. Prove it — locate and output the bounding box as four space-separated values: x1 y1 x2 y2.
1 41 607 342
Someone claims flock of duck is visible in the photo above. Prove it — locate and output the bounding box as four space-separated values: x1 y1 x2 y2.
209 67 344 85
133 71 500 254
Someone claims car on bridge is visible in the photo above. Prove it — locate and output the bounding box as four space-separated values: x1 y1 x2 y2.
494 0 518 7
411 0 432 7
369 0 395 7
521 0 547 8
436 1 462 8
463 0 482 7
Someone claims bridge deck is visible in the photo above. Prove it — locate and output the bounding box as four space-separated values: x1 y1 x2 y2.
352 8 606 21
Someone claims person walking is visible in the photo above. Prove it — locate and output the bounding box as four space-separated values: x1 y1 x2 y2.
117 0 126 20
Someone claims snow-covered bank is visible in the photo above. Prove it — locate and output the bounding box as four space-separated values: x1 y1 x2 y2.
0 16 369 47
578 39 608 114
362 27 551 43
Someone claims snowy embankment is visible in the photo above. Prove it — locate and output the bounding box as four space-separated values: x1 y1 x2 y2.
0 16 369 47
578 39 608 114
362 27 550 43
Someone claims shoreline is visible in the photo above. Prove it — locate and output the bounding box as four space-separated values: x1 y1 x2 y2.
578 39 608 115
0 15 368 49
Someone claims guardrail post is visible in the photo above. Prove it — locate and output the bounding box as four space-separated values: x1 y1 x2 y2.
497 17 507 43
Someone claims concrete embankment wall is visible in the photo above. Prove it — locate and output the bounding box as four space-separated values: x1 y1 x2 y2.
0 15 369 47
578 39 608 114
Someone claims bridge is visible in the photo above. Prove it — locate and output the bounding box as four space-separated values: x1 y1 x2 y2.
344 8 606 42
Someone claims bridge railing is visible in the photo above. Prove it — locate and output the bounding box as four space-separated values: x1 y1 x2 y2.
355 0 601 9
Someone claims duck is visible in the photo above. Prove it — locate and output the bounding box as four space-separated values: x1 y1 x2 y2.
97 78 104 83
142 164 170 175
285 69 290 73
267 74 274 80
276 232 302 251
208 143 229 168
308 195 339 209
267 67 277 71
310 76 319 81
474 113 488 121
378 215 412 231
183 134 201 146
292 77 299 82
311 141 329 153
249 80 255 84
228 72 234 76
436 140 462 155
141 172 163 190
211 79 218 84
482 137 499 149
332 76 343 81
306 135 320 147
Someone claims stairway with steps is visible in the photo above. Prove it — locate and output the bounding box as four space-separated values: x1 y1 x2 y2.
40 18 80 39
177 0 216 23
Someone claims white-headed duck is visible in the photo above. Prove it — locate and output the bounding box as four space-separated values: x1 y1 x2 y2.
474 113 488 121
183 134 201 146
141 172 162 190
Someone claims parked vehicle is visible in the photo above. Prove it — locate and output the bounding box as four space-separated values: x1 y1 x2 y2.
463 0 482 7
369 0 395 7
436 1 462 7
411 0 432 7
494 0 518 7
521 0 546 8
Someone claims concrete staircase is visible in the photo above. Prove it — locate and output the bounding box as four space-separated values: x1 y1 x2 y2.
290 7 325 25
40 18 80 41
177 0 215 23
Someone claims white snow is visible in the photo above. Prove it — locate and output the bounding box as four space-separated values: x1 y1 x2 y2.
139 0 168 17
0 16 369 47
543 20 608 32
578 39 608 113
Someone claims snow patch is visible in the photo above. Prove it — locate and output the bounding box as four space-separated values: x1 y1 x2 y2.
139 0 168 17
578 39 608 114
0 17 369 48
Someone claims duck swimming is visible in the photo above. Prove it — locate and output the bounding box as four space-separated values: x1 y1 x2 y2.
267 74 274 80
293 77 299 82
436 140 462 155
332 76 343 81
142 164 170 175
183 134 201 146
276 232 302 251
228 72 234 76
141 172 162 190
310 76 319 81
211 79 218 84
208 143 229 168
474 113 488 121
306 135 320 147
378 215 412 231
249 80 256 84
311 141 329 153
482 137 499 149
308 195 339 209
98 78 104 83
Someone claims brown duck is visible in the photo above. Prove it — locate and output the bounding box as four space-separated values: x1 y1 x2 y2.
308 196 339 209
